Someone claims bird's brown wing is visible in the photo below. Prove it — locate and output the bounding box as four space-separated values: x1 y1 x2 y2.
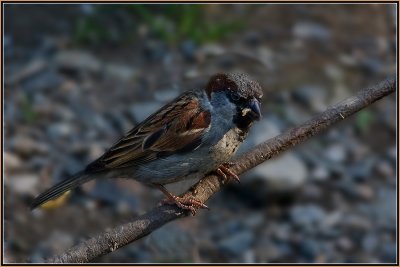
85 91 211 172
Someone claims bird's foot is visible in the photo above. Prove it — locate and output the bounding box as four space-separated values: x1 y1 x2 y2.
161 196 209 216
216 162 240 184
155 184 208 216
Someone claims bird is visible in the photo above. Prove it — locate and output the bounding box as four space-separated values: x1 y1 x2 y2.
31 72 263 214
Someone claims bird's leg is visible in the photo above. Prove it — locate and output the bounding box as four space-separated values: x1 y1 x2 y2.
155 184 208 216
216 162 240 184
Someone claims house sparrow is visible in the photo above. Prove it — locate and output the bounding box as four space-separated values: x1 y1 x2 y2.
31 72 263 214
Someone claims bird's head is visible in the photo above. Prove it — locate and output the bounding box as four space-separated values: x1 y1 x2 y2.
205 72 263 129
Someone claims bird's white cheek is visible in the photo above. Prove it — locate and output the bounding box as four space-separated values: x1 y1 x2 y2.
241 108 252 117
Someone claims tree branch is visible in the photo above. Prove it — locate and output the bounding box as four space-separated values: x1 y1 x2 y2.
48 78 396 263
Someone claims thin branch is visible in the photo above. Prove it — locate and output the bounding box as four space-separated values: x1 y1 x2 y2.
48 78 396 263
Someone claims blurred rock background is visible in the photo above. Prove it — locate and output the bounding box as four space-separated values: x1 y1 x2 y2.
3 4 396 263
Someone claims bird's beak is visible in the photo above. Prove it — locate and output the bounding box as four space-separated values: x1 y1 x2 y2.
249 98 262 120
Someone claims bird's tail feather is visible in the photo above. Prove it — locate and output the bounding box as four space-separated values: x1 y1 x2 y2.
30 171 93 210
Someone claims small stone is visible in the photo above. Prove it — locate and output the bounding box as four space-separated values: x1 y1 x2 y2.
47 123 73 139
387 146 396 163
243 213 264 228
355 184 374 200
360 58 384 75
324 64 344 82
23 69 64 92
80 4 95 15
255 240 283 262
310 166 329 181
89 144 105 161
256 46 275 70
336 237 354 251
380 242 396 263
243 249 255 263
54 50 101 73
248 153 307 192
297 238 320 260
7 58 47 85
290 204 326 230
4 152 22 172
243 31 262 46
143 41 167 62
293 21 331 41
148 224 194 261
273 223 291 241
218 231 254 256
339 53 358 66
301 184 323 200
348 158 374 182
375 160 394 177
342 214 372 231
11 135 49 156
292 85 327 112
321 211 342 229
104 64 136 82
154 87 180 102
6 173 39 195
198 43 226 57
181 40 197 61
324 144 347 163
129 102 161 123
362 233 378 252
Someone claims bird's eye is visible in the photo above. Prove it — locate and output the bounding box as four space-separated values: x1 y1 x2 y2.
231 93 240 101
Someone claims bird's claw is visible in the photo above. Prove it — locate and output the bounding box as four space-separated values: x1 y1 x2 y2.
161 196 209 216
216 162 240 184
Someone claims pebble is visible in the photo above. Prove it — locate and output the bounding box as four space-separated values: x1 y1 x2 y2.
336 237 354 252
153 87 180 102
23 69 64 92
362 233 378 252
181 40 197 61
242 31 262 46
380 242 396 263
6 173 39 195
249 153 307 192
375 160 394 178
198 43 226 57
143 41 167 62
292 85 327 112
11 135 49 156
301 184 323 200
292 21 331 41
310 166 329 181
4 152 22 172
342 214 372 231
147 224 194 261
324 144 347 163
54 50 101 73
7 58 47 85
129 102 161 123
347 158 374 182
255 240 284 262
272 223 291 241
218 230 254 256
47 123 73 139
290 204 326 230
104 64 136 82
243 213 264 229
355 184 374 200
297 238 321 260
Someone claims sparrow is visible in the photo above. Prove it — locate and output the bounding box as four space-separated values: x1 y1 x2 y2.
31 72 263 214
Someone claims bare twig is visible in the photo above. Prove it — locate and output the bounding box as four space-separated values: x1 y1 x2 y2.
48 78 396 263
